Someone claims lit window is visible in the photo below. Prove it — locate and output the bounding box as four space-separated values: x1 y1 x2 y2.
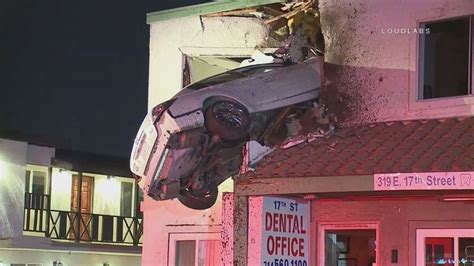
417 229 474 265
171 233 221 266
136 188 144 219
176 240 196 266
120 182 133 217
25 165 48 195
419 16 473 99
197 240 220 266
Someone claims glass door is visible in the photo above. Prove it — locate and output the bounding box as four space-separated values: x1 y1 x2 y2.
416 229 474 266
319 222 379 266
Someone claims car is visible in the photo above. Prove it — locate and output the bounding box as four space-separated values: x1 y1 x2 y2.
130 57 322 210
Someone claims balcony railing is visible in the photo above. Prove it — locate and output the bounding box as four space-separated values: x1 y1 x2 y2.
24 193 143 246
23 193 50 233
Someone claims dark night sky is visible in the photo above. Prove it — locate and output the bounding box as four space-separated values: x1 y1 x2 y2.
0 0 210 157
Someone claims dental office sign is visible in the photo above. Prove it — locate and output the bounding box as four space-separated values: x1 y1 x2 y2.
248 196 310 266
374 172 474 190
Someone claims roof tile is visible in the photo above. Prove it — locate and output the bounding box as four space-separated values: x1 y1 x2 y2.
243 117 474 178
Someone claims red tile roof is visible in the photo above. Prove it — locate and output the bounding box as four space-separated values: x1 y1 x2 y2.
243 117 474 179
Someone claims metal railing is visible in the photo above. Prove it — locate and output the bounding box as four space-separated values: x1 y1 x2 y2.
23 193 143 246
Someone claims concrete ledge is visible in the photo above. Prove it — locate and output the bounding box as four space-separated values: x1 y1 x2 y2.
2 236 141 255
236 175 374 196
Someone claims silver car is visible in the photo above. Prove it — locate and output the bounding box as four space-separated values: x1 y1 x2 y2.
130 57 322 209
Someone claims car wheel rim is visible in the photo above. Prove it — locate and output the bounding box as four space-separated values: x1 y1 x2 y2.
213 102 248 128
191 175 206 191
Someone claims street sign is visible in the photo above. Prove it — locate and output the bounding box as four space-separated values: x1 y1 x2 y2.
248 196 310 266
374 172 474 191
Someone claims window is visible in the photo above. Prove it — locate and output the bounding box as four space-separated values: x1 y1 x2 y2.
417 229 474 265
169 233 221 266
184 71 247 90
319 222 379 266
181 55 252 90
136 187 144 219
25 165 48 195
197 240 220 266
120 182 133 217
175 240 220 266
176 240 196 265
419 16 473 99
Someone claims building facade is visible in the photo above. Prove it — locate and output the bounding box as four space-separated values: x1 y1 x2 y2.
0 138 142 265
141 1 290 265
228 0 474 265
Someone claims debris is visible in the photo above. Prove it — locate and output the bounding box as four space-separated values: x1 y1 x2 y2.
281 139 305 149
286 116 304 136
307 132 326 143
280 131 326 149
260 6 284 17
288 26 307 62
239 50 278 67
206 8 258 17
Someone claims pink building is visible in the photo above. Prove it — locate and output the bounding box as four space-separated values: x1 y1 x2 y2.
227 0 474 265
141 0 474 265
232 118 473 265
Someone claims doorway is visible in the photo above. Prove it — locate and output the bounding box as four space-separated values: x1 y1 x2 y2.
319 222 379 266
70 175 94 240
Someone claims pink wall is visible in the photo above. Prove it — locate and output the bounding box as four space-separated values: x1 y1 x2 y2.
140 195 224 265
221 193 234 266
319 0 474 126
312 197 474 265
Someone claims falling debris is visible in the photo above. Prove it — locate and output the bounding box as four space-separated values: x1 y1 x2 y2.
280 128 331 149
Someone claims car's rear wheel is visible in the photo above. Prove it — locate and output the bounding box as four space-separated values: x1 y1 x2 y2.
178 177 218 210
205 100 250 141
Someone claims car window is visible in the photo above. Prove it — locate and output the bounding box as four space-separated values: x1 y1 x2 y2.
185 71 247 90
184 64 284 91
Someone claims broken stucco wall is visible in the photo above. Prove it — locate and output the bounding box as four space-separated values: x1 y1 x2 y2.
319 0 474 126
221 192 233 266
148 15 278 110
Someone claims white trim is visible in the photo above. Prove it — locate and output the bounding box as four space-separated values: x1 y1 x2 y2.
0 247 141 256
318 222 380 266
416 228 474 266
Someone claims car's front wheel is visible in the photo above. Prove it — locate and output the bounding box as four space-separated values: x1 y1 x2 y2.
178 177 218 210
205 100 250 141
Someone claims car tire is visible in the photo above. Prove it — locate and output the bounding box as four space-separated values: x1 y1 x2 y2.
205 100 250 141
178 181 218 210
